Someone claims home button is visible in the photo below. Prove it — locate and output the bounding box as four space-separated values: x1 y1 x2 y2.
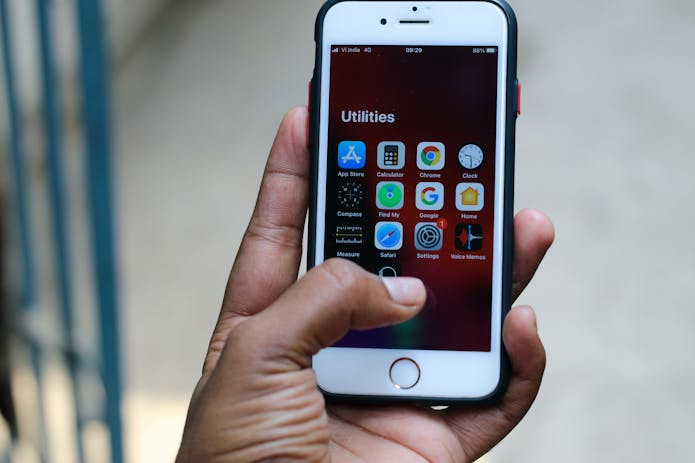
389 358 420 390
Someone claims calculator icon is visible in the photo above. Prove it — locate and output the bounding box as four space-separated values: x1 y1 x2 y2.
377 141 406 170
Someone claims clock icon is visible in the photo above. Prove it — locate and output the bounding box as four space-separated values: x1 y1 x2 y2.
337 182 364 209
458 144 484 169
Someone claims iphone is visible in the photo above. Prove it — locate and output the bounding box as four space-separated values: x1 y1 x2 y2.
308 0 519 404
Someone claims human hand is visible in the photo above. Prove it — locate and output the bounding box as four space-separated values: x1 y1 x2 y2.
176 107 554 463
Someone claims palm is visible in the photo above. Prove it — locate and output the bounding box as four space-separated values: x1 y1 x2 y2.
325 352 538 463
328 405 466 462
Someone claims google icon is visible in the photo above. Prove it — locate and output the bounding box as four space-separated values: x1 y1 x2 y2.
421 187 438 205
416 182 444 210
417 142 445 170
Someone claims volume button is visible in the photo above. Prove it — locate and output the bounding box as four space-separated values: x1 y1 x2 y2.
307 78 313 148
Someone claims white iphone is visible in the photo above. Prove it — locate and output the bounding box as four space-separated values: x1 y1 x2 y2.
308 0 519 404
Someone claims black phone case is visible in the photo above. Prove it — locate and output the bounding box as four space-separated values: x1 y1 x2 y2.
307 0 518 406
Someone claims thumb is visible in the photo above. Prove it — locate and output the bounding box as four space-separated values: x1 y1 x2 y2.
223 258 426 371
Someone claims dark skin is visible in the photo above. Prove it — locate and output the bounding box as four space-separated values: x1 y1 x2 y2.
177 107 555 462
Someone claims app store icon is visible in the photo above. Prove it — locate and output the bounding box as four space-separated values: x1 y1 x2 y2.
338 141 366 169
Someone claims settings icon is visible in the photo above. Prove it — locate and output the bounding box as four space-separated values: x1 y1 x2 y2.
414 223 443 251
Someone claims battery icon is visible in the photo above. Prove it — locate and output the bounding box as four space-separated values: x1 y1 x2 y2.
486 47 496 54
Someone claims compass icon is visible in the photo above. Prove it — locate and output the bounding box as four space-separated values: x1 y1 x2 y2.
337 182 364 209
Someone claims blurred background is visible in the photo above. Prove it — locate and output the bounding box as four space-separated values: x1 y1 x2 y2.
1 0 694 462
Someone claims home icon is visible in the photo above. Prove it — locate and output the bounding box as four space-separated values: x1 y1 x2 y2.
460 187 480 206
456 183 484 211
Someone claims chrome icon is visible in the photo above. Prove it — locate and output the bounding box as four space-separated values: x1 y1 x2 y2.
417 142 445 170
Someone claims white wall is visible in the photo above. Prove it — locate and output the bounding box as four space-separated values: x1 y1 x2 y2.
107 0 173 60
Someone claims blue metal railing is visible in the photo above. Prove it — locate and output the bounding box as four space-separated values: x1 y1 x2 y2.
1 0 124 461
0 2 49 462
75 0 124 461
0 0 37 311
35 0 86 461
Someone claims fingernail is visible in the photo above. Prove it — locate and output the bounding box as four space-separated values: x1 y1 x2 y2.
382 277 426 308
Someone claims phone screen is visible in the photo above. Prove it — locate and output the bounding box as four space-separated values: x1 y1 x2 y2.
323 45 500 352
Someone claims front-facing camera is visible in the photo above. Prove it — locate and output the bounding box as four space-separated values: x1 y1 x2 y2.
381 18 387 25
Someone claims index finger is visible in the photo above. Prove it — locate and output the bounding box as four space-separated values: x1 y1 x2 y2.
204 107 310 375
511 209 555 301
